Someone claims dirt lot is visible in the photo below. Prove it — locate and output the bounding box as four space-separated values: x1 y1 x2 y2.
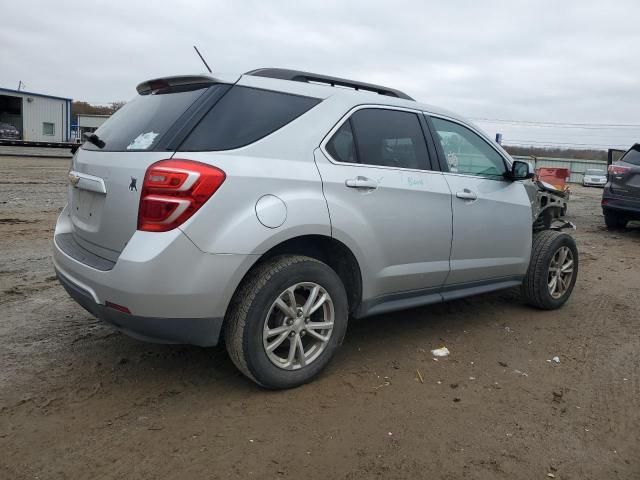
1 155 639 479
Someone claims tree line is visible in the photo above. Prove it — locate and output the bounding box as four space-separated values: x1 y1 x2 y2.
502 145 609 161
71 101 125 119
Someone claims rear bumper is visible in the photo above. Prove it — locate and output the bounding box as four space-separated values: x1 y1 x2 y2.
56 268 224 346
53 207 258 346
602 189 640 219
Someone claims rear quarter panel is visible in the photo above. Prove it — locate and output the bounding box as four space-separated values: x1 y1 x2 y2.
175 152 331 254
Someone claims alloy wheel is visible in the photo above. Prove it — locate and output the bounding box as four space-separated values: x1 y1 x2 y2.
262 282 335 370
548 246 574 299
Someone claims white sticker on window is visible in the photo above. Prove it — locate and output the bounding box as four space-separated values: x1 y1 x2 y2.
126 132 159 150
446 152 459 173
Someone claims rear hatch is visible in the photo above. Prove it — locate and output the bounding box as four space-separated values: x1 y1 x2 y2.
609 144 640 198
67 78 230 262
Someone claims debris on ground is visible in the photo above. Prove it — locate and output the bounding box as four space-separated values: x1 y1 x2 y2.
431 347 450 357
416 369 424 384
552 356 560 364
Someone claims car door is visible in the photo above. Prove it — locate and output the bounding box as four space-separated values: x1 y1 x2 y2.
315 106 453 308
427 115 532 287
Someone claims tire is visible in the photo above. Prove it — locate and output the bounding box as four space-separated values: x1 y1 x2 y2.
604 210 627 229
224 255 348 389
521 230 578 310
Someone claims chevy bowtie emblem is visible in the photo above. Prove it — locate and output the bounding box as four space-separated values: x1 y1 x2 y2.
68 172 80 186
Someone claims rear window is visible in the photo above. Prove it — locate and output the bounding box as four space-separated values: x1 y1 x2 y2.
179 86 321 151
620 145 640 166
585 169 605 175
82 84 213 152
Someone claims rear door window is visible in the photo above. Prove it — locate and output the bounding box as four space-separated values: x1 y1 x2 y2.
325 120 358 164
326 108 431 170
83 84 214 152
180 86 321 151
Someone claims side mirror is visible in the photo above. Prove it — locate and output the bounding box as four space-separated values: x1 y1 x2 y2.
508 160 535 181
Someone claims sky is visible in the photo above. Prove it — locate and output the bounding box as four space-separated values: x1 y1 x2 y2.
1 0 639 150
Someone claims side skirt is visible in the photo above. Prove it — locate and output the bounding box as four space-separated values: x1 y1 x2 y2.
355 276 523 319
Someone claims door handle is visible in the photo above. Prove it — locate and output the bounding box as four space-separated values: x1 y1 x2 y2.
345 176 378 190
456 189 477 201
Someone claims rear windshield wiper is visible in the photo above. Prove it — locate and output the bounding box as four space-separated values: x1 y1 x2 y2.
83 132 105 149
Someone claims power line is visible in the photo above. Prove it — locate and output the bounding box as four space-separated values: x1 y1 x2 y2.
503 140 629 149
472 118 640 129
505 138 628 146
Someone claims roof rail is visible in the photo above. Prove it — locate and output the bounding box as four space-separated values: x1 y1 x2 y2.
245 68 414 101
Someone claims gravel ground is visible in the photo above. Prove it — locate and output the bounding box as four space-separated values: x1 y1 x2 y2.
1 156 639 479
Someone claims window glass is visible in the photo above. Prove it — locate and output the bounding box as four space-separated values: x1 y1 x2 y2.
620 145 640 166
431 117 506 178
181 86 321 151
338 109 429 170
43 122 55 135
83 84 211 151
326 120 357 163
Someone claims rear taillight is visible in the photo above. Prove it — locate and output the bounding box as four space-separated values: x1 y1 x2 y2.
608 164 630 176
138 159 225 232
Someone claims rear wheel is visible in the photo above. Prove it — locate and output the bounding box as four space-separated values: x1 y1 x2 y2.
604 210 627 229
224 255 348 389
522 230 578 310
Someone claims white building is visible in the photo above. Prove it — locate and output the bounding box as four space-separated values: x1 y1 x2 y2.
76 114 110 139
0 87 72 142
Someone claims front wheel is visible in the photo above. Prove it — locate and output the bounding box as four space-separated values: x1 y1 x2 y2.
522 230 578 310
224 255 348 389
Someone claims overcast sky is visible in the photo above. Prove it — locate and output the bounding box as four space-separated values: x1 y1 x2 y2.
2 0 639 149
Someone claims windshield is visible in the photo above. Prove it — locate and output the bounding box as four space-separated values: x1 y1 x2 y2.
82 84 216 152
585 169 605 175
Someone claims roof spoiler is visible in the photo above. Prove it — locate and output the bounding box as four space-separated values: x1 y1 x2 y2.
245 68 414 101
136 75 217 95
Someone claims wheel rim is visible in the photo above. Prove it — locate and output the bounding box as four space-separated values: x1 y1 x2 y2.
547 246 574 299
262 282 335 370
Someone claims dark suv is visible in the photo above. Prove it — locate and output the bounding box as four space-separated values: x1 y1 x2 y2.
602 144 640 229
0 122 20 140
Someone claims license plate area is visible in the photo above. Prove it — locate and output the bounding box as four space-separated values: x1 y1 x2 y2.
75 190 97 219
70 189 105 231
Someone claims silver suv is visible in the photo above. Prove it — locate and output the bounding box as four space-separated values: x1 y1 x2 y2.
54 68 579 389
